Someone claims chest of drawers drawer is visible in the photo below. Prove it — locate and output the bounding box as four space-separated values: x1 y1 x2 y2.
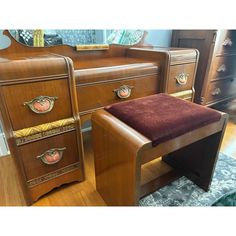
205 77 236 104
18 130 80 182
77 74 159 113
210 55 236 80
215 30 236 55
2 79 72 131
166 63 196 94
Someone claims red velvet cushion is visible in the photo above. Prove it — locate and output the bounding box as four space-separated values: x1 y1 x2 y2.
105 94 221 147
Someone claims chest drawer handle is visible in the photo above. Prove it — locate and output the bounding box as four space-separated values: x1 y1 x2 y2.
36 147 66 165
175 73 189 85
24 96 58 114
211 88 221 96
113 85 134 99
222 37 233 47
217 64 226 73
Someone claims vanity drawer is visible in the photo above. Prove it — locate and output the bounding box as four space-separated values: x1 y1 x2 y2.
166 63 196 94
2 79 72 131
210 55 236 80
205 77 236 104
18 131 80 181
77 75 159 112
215 30 236 55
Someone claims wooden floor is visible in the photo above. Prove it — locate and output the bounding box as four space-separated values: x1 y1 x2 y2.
0 104 236 206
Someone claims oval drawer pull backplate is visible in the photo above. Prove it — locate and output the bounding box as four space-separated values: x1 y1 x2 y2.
24 96 58 114
113 85 134 99
175 73 189 85
36 147 66 165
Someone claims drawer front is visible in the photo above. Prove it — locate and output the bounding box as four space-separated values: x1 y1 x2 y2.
2 79 72 131
205 77 236 104
215 30 236 55
77 75 159 112
210 55 236 80
18 131 80 181
167 63 196 94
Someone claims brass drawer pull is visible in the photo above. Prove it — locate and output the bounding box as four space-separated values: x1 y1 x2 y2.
217 64 226 73
36 147 66 165
175 73 189 85
222 37 233 47
113 85 134 99
211 88 221 96
24 96 58 114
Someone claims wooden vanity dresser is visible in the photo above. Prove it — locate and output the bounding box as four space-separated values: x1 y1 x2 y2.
0 30 199 204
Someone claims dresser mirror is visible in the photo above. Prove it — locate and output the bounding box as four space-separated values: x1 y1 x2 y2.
8 29 145 48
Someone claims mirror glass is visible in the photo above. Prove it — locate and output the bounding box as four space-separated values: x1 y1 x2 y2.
9 29 145 47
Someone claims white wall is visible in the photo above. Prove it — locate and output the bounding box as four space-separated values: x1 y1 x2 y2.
145 30 172 47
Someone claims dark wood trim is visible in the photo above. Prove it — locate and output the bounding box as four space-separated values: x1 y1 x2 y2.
140 169 182 198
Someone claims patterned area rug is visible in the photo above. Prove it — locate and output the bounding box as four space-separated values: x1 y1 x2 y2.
139 153 236 206
213 190 236 206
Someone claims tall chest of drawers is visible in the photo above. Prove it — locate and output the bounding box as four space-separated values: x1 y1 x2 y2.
0 55 85 205
205 30 236 106
172 30 236 106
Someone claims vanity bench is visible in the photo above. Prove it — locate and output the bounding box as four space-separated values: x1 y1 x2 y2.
92 94 228 206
